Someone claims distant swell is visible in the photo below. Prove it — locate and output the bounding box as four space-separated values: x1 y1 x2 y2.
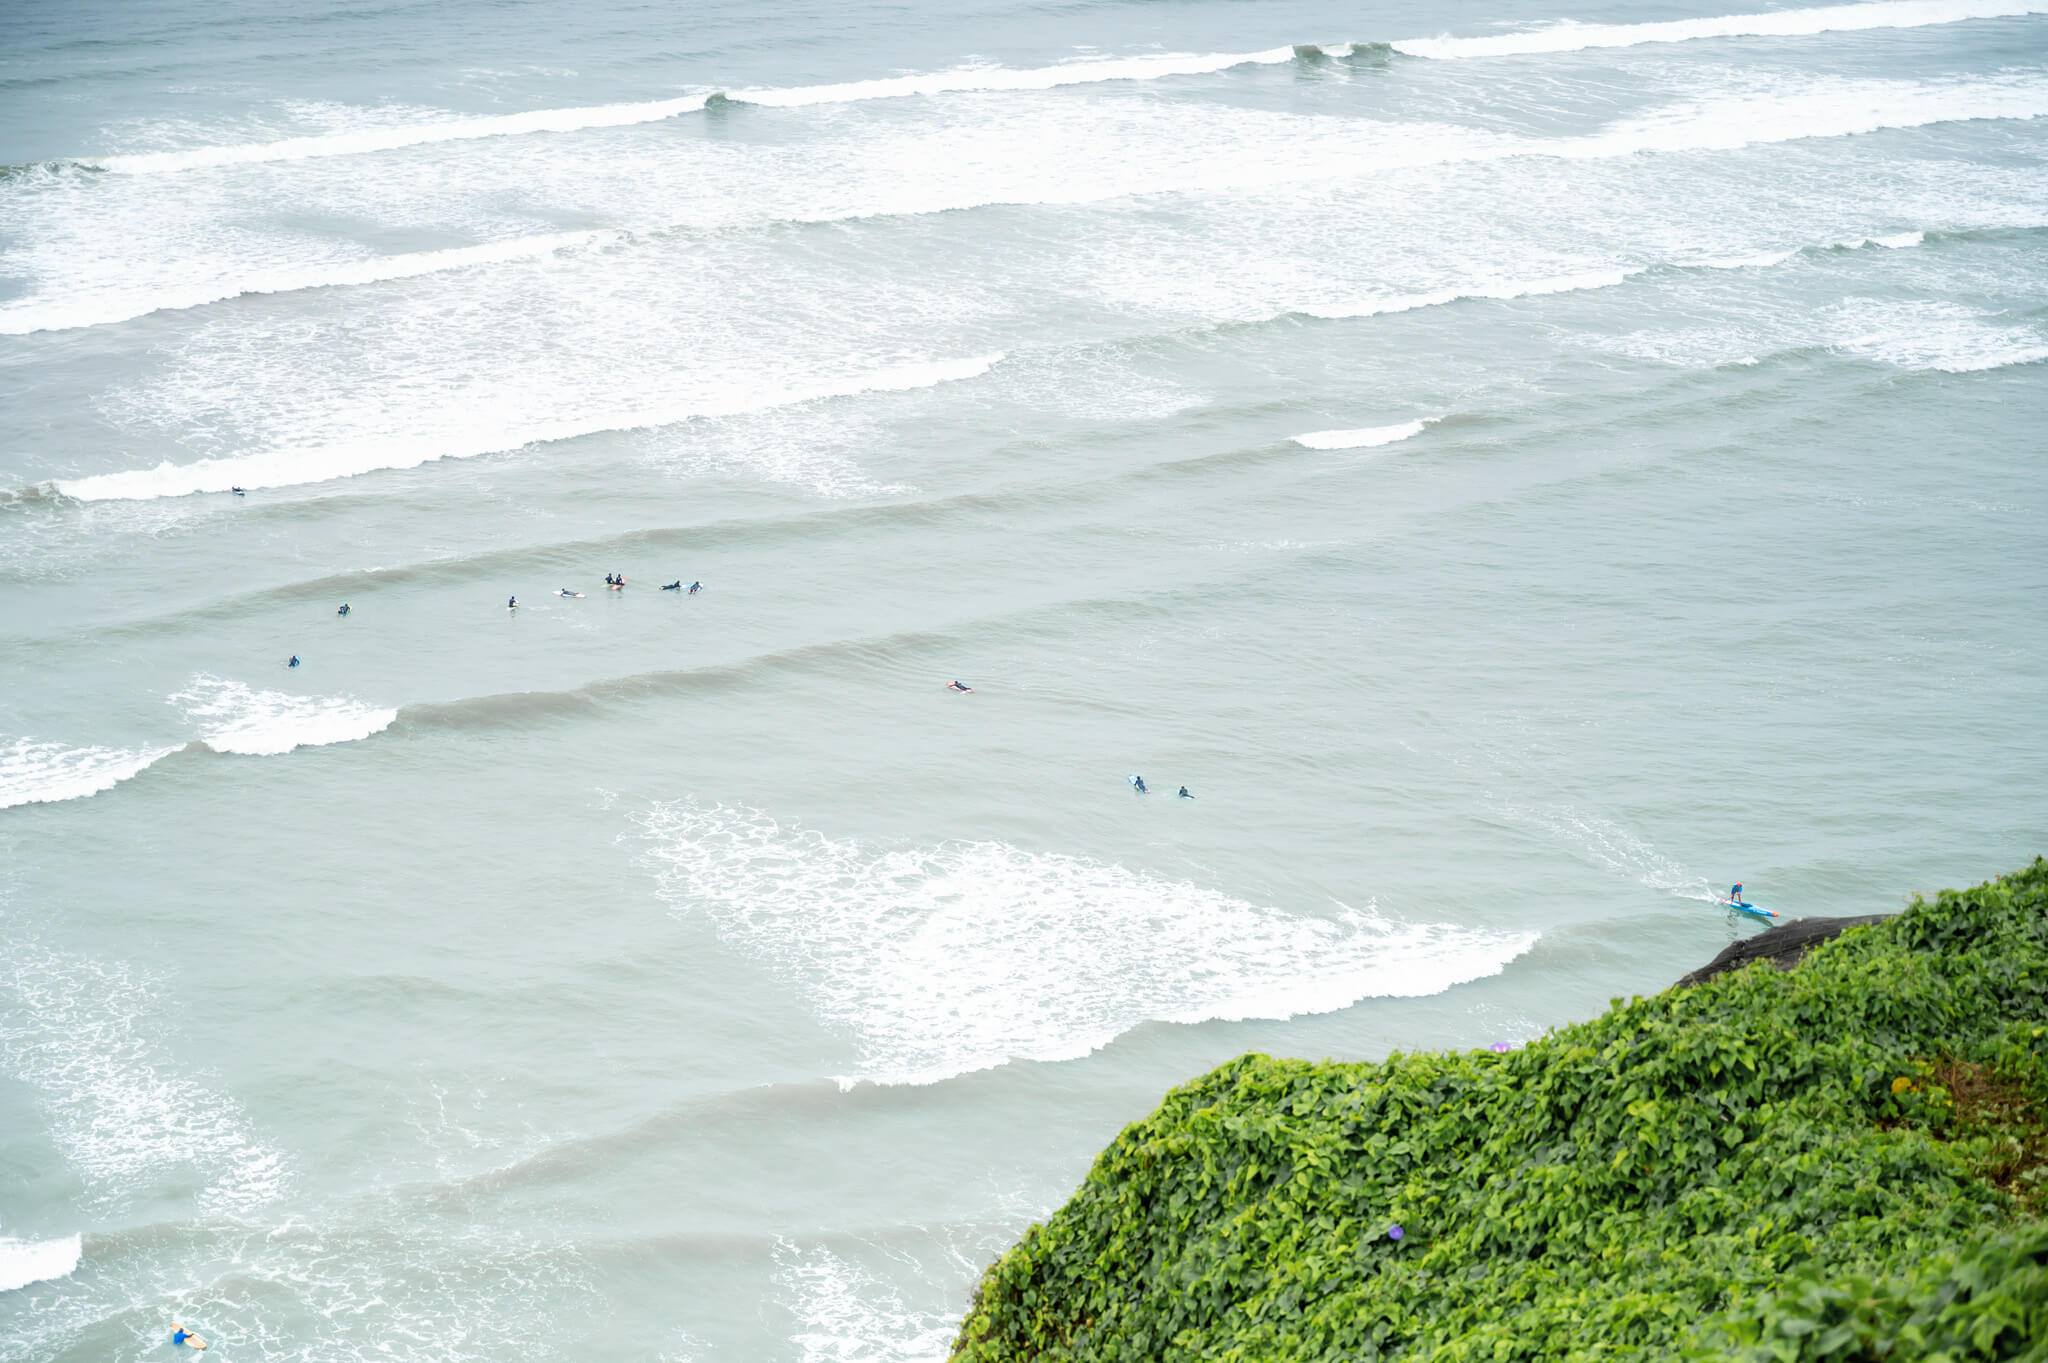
637 802 1537 1087
80 49 1297 174
1391 0 2048 59
0 231 614 336
54 353 1001 501
60 4 2048 176
89 96 714 173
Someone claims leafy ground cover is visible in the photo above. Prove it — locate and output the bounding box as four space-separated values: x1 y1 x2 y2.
951 860 2048 1362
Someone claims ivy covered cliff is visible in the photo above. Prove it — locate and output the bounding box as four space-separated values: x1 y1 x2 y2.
952 861 2048 1362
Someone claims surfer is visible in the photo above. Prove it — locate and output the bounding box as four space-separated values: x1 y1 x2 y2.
1130 775 1148 794
1178 786 1193 798
947 680 973 692
688 581 702 594
557 588 579 597
1729 882 1744 905
288 655 300 668
507 596 518 609
661 581 681 591
171 1324 206 1349
230 487 245 496
337 603 350 616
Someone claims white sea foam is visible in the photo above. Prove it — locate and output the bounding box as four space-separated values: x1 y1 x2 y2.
1501 803 1724 901
1833 229 1928 249
1292 418 1437 450
0 231 612 336
1299 269 1640 320
0 945 289 1213
1679 247 1803 269
1831 297 2048 371
169 675 396 755
59 354 1000 501
72 5 2044 176
637 803 1536 1087
1392 0 2048 59
84 49 1296 174
92 95 714 173
776 1241 959 1363
0 737 174 810
0 1234 82 1292
733 46 1296 109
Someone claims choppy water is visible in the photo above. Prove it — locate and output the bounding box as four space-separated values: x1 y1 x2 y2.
2 0 2044 1356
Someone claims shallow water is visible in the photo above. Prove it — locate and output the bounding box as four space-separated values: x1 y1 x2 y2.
2 0 2045 1357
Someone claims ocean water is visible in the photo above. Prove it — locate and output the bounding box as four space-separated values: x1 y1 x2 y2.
1 0 2044 1355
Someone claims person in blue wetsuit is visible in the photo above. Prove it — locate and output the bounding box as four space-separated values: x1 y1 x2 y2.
337 603 350 616
288 655 300 668
1729 882 1745 905
507 596 517 609
688 581 702 594
1178 786 1193 798
1130 775 1148 794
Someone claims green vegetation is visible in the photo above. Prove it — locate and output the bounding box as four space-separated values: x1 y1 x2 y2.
951 861 2048 1362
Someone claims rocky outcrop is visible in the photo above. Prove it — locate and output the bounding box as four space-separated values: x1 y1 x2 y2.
1675 913 1893 988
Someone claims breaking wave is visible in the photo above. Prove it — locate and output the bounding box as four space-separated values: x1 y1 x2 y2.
0 231 614 336
53 354 1001 501
1291 418 1439 450
636 802 1537 1087
1390 0 2048 59
168 675 397 756
0 1234 82 1292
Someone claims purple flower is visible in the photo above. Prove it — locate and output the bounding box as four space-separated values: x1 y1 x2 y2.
1388 1225 1404 1241
1490 1042 1513 1053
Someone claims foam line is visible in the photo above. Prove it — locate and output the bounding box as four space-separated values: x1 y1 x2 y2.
82 49 1297 174
91 97 713 173
0 231 613 336
54 353 1001 501
1392 0 2048 59
0 738 174 810
1299 269 1640 320
68 4 2046 176
1292 418 1436 450
637 803 1537 1087
730 46 1296 108
0 1234 82 1293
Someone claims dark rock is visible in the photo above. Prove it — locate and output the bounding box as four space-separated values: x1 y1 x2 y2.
1675 914 1893 988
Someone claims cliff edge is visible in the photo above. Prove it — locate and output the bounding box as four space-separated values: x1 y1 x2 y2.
952 861 2048 1363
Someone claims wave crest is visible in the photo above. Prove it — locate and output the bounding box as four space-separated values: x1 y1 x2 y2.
636 803 1536 1087
169 675 396 755
1392 0 2048 59
0 1234 82 1292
